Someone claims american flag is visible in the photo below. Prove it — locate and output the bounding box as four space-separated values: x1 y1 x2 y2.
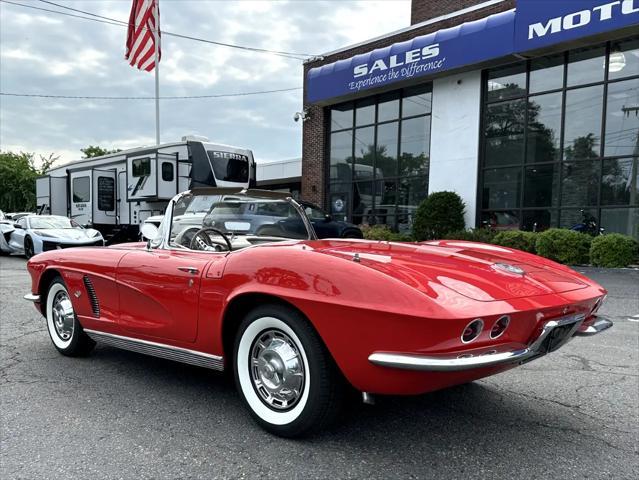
125 0 161 72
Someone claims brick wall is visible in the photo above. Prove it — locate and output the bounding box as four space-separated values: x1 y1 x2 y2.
301 0 516 207
411 0 490 25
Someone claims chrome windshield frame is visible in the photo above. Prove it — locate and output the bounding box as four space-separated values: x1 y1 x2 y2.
154 188 317 251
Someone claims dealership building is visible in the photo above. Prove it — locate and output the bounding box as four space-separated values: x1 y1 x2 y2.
301 0 639 238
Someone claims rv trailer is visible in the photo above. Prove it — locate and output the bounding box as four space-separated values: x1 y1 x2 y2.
36 136 256 243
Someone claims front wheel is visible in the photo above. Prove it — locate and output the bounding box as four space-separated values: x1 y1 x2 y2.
24 236 35 259
45 277 95 356
233 304 343 437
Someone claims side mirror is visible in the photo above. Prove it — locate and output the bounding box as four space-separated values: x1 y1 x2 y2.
13 223 22 229
140 223 159 241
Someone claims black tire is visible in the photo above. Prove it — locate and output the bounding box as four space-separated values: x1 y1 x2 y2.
233 304 343 437
44 276 95 357
24 236 35 259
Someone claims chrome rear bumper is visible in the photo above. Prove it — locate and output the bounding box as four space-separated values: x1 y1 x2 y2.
369 314 613 372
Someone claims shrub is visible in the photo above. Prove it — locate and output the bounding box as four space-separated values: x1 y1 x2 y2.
535 228 591 265
492 230 538 253
443 228 498 244
361 224 413 242
413 191 465 241
589 234 638 268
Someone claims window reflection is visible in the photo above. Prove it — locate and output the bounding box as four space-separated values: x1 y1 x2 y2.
524 164 559 207
484 99 526 166
376 122 399 178
353 127 375 180
482 167 521 209
561 161 600 206
605 78 639 157
400 116 430 176
601 158 639 206
487 63 526 102
567 46 605 87
601 208 638 237
530 55 564 94
608 39 639 80
527 92 562 163
563 86 603 160
402 85 432 117
330 131 352 182
331 103 353 131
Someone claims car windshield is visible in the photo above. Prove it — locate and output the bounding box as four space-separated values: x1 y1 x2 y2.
164 189 313 251
29 216 78 229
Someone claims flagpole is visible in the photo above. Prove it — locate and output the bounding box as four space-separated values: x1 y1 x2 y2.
154 0 160 146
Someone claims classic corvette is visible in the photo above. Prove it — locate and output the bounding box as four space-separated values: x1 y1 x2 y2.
24 188 613 437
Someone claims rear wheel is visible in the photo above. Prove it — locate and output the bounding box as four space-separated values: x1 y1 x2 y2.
24 236 34 259
233 304 343 437
45 277 95 356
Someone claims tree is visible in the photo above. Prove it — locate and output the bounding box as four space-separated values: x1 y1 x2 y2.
0 151 58 212
81 145 121 158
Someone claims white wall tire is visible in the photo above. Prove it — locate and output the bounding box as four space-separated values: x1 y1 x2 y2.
45 277 95 357
233 304 343 437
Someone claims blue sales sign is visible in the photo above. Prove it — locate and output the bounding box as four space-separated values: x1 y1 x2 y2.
514 0 639 52
306 10 517 104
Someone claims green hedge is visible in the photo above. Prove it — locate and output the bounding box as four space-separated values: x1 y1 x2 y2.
413 191 465 241
535 228 592 265
590 234 639 268
361 225 413 242
443 228 498 244
492 230 538 253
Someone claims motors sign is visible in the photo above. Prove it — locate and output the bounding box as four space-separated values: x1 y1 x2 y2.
515 0 639 52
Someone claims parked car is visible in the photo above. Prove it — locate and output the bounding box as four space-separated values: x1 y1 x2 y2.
5 212 32 221
24 188 612 437
1 215 104 258
297 201 363 239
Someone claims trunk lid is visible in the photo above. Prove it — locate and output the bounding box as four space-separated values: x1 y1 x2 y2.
316 240 588 302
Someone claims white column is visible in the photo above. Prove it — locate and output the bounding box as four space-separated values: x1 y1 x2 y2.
428 70 482 228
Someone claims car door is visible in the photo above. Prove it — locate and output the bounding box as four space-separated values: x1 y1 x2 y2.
116 249 215 343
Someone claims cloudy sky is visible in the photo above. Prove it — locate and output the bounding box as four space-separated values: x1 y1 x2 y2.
0 0 410 166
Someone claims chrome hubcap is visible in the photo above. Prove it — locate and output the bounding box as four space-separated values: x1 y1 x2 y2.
250 329 305 410
52 290 74 341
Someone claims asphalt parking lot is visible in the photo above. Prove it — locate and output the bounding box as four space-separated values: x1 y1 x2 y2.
1 255 637 479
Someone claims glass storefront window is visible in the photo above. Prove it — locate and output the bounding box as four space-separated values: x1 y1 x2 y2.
376 122 398 178
524 164 559 207
330 103 353 131
328 86 432 230
486 63 526 102
481 38 638 238
484 99 526 166
561 160 600 206
400 116 430 177
329 131 352 182
563 85 603 160
601 157 639 206
567 46 605 87
378 92 400 122
402 85 432 117
353 127 375 179
604 78 639 157
482 167 521 210
608 39 639 80
530 55 564 94
527 92 562 163
355 98 375 127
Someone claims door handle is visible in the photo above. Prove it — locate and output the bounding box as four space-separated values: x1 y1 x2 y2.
177 266 199 274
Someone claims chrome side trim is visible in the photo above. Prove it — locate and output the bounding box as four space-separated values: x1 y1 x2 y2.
574 315 614 336
84 329 224 371
369 314 588 372
23 293 41 303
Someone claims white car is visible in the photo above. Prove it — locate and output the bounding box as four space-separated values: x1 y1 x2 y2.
0 215 104 258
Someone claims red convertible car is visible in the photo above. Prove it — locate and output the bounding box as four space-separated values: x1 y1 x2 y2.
24 188 613 437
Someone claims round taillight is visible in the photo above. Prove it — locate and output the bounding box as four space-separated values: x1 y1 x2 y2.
490 315 510 339
461 319 483 343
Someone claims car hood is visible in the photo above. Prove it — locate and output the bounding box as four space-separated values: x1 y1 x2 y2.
32 228 99 241
314 240 589 302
